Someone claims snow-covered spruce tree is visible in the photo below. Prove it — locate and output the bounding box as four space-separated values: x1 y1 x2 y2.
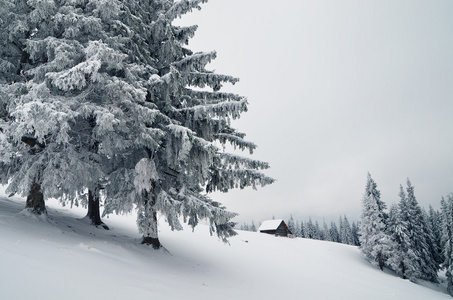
422 208 442 273
441 194 453 295
338 215 344 241
322 220 329 241
312 219 320 239
315 221 322 239
299 221 306 238
287 215 296 235
405 179 438 282
388 182 438 282
305 218 316 239
386 195 415 280
351 221 360 246
358 173 393 271
250 220 257 232
293 220 301 237
427 205 444 267
329 221 340 243
339 215 354 245
97 0 274 247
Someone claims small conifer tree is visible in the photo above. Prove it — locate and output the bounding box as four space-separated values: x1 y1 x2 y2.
358 173 393 271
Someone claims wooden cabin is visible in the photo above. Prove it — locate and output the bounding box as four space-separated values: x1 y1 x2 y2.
258 219 292 237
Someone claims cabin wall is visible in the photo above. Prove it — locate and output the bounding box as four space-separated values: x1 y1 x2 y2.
275 223 289 236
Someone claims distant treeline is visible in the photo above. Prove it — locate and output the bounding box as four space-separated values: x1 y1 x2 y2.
239 215 360 246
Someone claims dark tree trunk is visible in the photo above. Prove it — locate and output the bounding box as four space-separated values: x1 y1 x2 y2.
141 187 161 249
26 180 46 215
401 262 406 279
21 135 46 215
141 236 161 250
86 189 109 230
378 253 384 271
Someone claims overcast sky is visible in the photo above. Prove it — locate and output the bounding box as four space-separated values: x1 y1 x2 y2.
176 0 453 224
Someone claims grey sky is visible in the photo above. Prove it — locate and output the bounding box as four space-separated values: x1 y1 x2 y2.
176 0 453 223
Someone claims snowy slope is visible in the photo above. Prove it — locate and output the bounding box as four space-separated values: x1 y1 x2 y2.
0 195 450 300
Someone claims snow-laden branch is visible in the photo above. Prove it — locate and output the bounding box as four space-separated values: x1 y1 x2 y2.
174 25 198 45
206 168 275 193
215 133 256 153
182 89 243 102
166 0 209 22
171 51 216 73
216 152 269 170
176 98 248 120
187 72 239 91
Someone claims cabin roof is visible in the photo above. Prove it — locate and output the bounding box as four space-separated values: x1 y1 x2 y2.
258 219 284 231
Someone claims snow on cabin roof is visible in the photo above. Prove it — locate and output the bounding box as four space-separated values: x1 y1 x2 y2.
258 219 284 231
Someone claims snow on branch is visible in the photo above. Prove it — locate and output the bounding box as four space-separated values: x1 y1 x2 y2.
103 168 136 215
0 59 17 76
183 89 243 103
206 168 275 193
174 25 198 45
215 133 256 153
53 13 103 40
135 128 165 150
187 72 239 91
10 93 75 145
166 0 209 22
177 188 237 242
90 0 122 21
171 51 216 73
165 124 194 165
46 40 127 91
47 60 101 91
216 153 270 170
156 190 184 231
28 0 57 23
176 98 248 120
26 37 83 79
134 158 159 194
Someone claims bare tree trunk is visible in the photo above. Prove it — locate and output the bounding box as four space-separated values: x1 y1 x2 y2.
86 189 109 230
25 180 46 215
141 188 161 249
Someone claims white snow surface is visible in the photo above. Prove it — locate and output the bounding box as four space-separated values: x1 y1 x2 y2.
258 219 283 231
0 195 450 300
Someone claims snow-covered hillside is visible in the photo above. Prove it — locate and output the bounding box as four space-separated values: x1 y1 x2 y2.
0 195 450 300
